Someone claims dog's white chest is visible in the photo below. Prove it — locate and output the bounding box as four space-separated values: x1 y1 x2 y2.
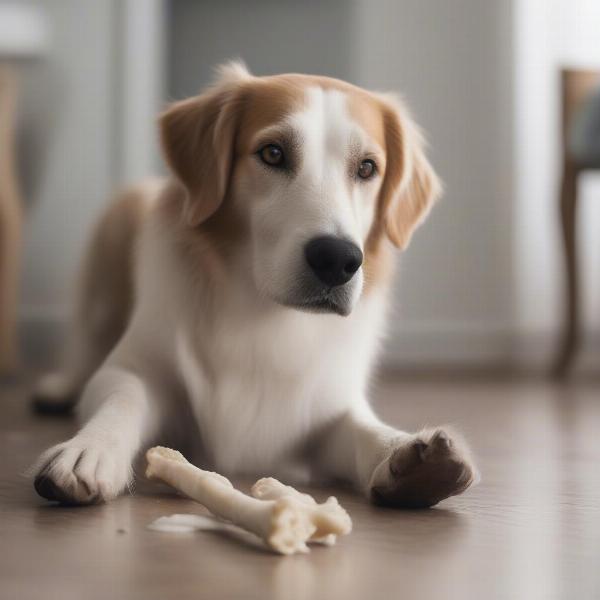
174 312 333 474
173 289 384 476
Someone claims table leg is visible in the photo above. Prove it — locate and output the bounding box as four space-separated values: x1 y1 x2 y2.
0 65 23 374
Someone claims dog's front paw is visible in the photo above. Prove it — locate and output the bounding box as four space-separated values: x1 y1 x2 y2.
32 439 132 505
369 428 479 509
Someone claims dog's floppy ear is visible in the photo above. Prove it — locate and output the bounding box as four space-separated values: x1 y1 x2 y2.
160 62 250 226
377 96 442 250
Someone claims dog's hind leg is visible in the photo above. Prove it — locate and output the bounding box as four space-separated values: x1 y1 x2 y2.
32 182 159 414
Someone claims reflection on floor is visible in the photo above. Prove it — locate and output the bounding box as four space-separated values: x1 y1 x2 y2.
1 372 599 600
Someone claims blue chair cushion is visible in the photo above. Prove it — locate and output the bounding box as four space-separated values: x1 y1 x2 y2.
569 86 600 167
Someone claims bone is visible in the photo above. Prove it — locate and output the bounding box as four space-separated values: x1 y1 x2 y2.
250 477 342 545
145 447 352 555
251 477 317 504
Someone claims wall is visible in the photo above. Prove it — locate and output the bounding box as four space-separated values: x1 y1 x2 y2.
514 0 600 367
15 0 600 369
14 0 166 362
167 0 358 99
15 0 118 346
168 0 516 367
353 0 516 366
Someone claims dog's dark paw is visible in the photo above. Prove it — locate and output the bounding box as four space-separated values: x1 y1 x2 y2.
32 441 131 505
34 470 79 504
31 373 78 416
369 428 479 509
31 393 77 416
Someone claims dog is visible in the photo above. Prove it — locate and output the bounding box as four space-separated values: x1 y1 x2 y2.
32 62 477 508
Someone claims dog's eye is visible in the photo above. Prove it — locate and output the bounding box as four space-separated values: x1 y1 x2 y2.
357 159 376 179
259 144 285 167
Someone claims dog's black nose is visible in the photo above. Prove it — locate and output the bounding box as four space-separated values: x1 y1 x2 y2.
304 236 363 287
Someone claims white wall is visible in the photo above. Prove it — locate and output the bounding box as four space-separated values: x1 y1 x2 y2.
514 0 600 366
16 0 119 328
168 0 517 367
15 0 165 360
16 0 600 368
167 0 358 98
117 0 165 183
352 0 516 366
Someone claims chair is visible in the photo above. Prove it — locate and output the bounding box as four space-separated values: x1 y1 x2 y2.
554 68 600 376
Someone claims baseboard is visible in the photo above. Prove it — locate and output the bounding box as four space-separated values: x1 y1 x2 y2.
383 323 600 373
18 314 600 374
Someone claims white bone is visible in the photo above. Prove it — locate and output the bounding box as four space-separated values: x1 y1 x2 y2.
250 477 342 545
145 446 352 555
251 477 317 504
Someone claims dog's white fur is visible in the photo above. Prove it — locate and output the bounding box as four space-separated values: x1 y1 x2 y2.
33 63 477 507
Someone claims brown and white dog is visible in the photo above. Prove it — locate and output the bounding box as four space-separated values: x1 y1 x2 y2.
32 62 478 507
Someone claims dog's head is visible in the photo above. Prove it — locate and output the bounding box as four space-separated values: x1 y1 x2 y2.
160 62 441 316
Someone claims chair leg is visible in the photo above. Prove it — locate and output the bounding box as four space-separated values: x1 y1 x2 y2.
0 66 22 374
553 163 579 377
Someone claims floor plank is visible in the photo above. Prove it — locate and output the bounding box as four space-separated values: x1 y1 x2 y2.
1 374 599 600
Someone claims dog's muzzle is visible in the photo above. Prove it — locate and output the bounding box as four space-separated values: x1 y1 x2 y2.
278 236 362 316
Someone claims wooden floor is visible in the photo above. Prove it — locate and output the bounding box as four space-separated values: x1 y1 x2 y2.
1 373 599 600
